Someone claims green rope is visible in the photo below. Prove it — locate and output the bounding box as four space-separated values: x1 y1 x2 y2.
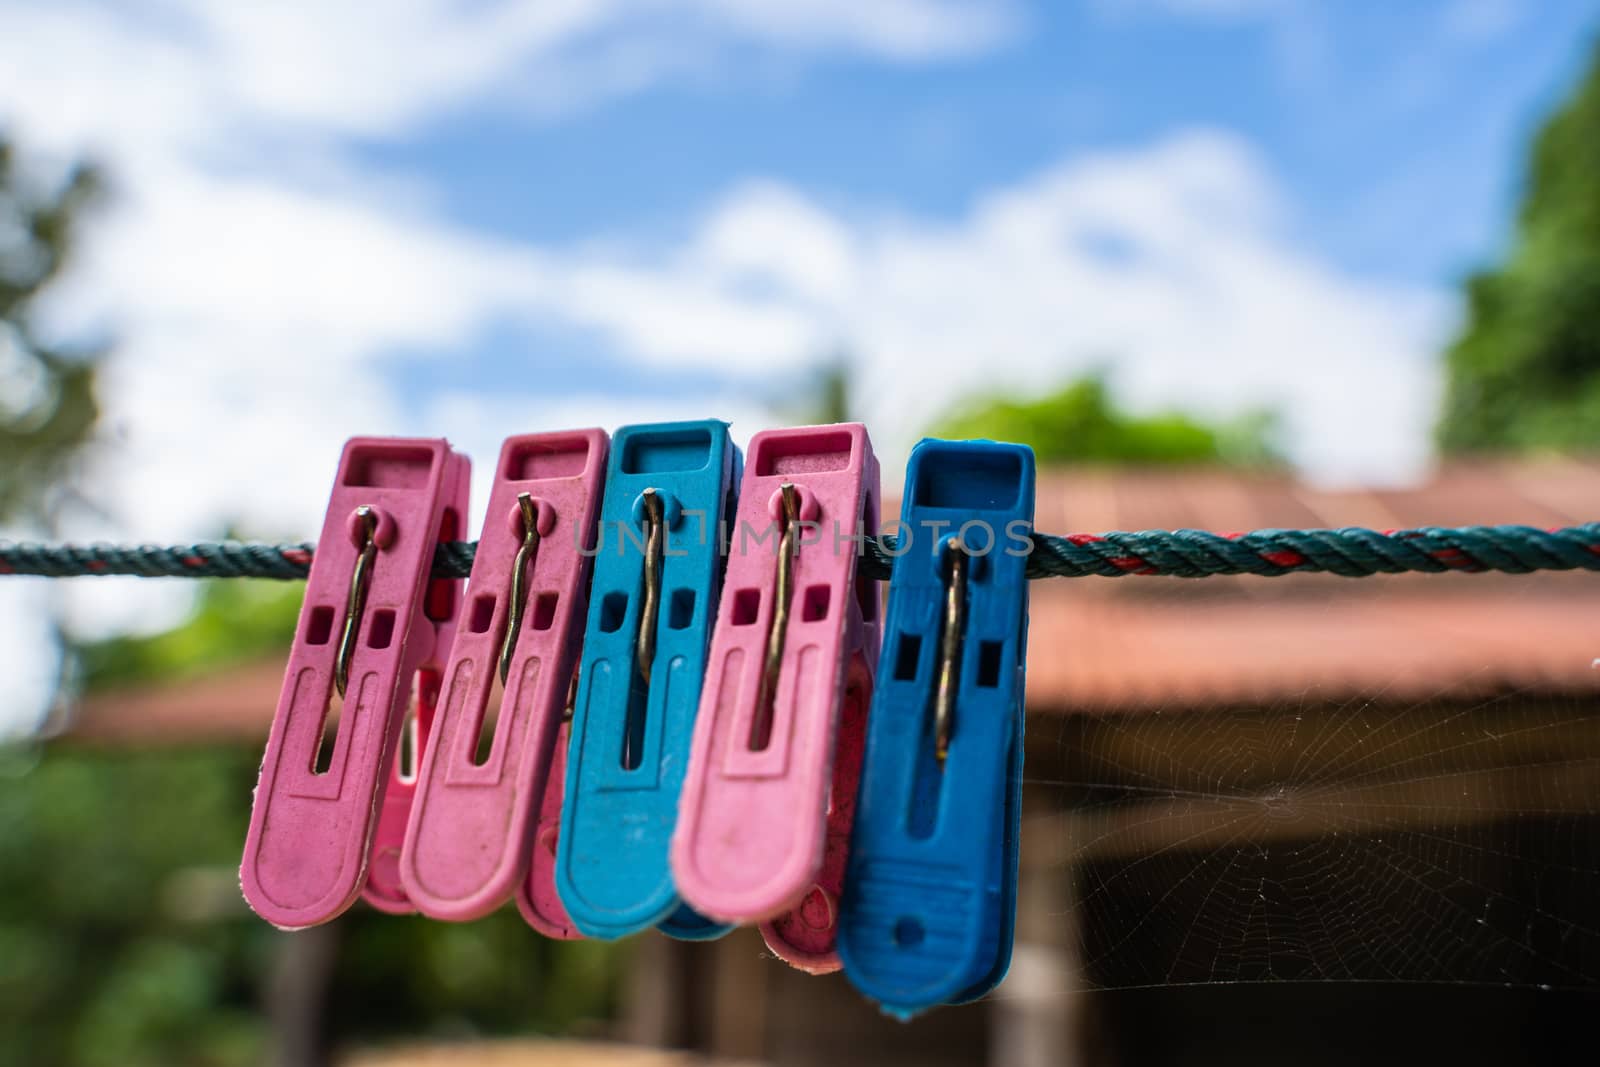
4 523 1598 581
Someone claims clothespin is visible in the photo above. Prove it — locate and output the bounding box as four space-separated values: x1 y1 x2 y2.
672 423 882 972
400 430 607 922
837 439 1035 1017
241 437 469 929
554 421 740 940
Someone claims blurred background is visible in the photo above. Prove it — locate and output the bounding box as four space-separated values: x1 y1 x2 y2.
4 1 1600 1064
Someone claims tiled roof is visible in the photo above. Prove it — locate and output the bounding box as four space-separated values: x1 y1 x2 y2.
1025 457 1600 712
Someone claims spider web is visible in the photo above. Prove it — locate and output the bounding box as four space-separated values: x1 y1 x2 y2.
1025 578 1600 991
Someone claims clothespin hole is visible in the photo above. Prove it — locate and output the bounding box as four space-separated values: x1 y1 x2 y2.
529 592 559 631
801 584 832 622
893 916 926 948
667 588 696 630
598 591 628 633
976 641 1004 688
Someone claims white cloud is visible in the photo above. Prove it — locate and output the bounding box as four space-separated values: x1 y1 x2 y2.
0 0 1020 733
0 0 1020 159
40 126 1446 547
515 131 1449 482
0 0 1449 736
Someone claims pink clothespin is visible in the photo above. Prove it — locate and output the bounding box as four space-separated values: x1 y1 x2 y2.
672 424 881 971
400 430 607 922
241 438 469 929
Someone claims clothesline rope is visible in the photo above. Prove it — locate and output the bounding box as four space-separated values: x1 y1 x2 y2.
4 523 1600 582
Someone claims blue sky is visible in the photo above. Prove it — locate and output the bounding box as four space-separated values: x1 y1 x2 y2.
368 1 1594 282
356 0 1600 439
0 0 1597 731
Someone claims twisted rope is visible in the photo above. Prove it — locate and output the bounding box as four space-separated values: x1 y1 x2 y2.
4 523 1599 582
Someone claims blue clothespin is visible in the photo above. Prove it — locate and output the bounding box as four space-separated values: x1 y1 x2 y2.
555 420 739 940
838 438 1035 1017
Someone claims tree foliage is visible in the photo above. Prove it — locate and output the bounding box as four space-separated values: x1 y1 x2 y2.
0 744 628 1067
1437 43 1600 451
0 135 103 524
0 130 626 1062
930 375 1281 467
76 580 305 692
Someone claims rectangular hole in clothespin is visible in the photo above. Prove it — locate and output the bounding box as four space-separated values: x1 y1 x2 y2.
305 605 335 645
667 588 695 629
599 591 628 632
531 592 559 630
801 584 831 622
468 593 495 634
730 588 760 626
342 444 437 489
752 428 852 476
976 641 1003 688
367 609 395 650
620 425 712 474
893 633 922 681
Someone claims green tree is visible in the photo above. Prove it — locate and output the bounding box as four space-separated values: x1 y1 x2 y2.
0 133 627 1065
0 742 627 1067
930 374 1280 466
1437 43 1600 451
0 135 103 525
1 584 629 1067
75 579 304 691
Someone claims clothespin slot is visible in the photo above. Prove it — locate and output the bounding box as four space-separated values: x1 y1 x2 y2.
749 482 801 750
672 423 881 970
241 438 469 929
556 421 739 940
399 430 607 923
499 491 542 684
335 506 379 700
838 438 1035 1017
933 535 969 763
636 487 665 684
